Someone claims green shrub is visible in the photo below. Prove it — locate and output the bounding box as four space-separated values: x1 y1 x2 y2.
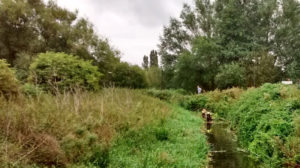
225 84 300 167
215 63 246 89
0 59 19 98
29 52 101 92
182 95 208 112
112 62 147 89
22 83 43 97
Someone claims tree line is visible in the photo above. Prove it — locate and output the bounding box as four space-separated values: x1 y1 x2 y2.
0 0 148 90
2 0 300 92
157 0 300 91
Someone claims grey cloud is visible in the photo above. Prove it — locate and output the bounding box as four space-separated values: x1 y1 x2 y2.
84 0 177 27
56 0 192 65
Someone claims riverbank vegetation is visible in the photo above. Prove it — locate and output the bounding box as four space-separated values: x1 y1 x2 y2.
147 84 300 167
0 87 209 167
0 88 169 167
1 0 300 167
0 57 208 167
109 107 208 168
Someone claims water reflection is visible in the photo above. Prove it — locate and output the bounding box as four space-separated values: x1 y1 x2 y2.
206 122 258 168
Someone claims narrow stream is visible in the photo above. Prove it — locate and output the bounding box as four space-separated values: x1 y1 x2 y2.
206 122 258 168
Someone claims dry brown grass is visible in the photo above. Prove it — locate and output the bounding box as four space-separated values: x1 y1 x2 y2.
0 88 170 167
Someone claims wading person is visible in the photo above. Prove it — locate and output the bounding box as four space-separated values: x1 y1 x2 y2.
197 85 202 94
206 111 212 123
206 111 212 132
202 108 207 119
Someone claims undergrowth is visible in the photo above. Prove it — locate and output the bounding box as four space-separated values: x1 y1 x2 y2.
146 84 300 167
0 88 170 167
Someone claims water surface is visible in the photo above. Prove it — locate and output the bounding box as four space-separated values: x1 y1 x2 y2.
206 122 258 168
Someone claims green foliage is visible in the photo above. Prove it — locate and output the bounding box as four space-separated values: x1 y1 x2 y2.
109 107 208 168
215 63 246 89
142 55 149 69
158 0 300 90
29 52 101 92
145 89 188 103
287 61 300 82
146 89 173 101
176 84 299 167
0 0 120 85
0 59 19 98
182 95 208 112
246 52 282 87
226 84 299 167
149 50 159 68
112 62 147 89
145 67 162 89
179 87 243 118
203 88 244 118
0 89 172 167
173 37 221 91
21 83 43 97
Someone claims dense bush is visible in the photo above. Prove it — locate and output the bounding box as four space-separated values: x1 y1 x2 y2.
179 88 243 117
182 95 208 112
29 52 101 92
112 62 147 89
203 88 244 117
215 63 247 89
0 59 19 98
226 84 299 167
22 83 43 97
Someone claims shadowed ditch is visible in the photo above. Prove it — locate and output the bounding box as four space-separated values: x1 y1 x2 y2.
206 122 259 168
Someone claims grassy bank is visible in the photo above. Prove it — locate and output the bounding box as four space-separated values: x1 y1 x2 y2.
0 88 209 168
156 84 300 167
0 89 170 167
109 106 208 168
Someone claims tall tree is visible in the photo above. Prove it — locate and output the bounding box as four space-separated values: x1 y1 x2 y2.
275 0 300 80
149 50 158 67
0 0 120 82
0 0 40 66
173 37 221 91
158 0 290 90
142 55 149 69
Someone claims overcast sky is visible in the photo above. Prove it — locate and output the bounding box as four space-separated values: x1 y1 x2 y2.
55 0 193 65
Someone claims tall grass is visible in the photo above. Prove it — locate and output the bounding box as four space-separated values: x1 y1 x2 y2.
0 88 170 167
